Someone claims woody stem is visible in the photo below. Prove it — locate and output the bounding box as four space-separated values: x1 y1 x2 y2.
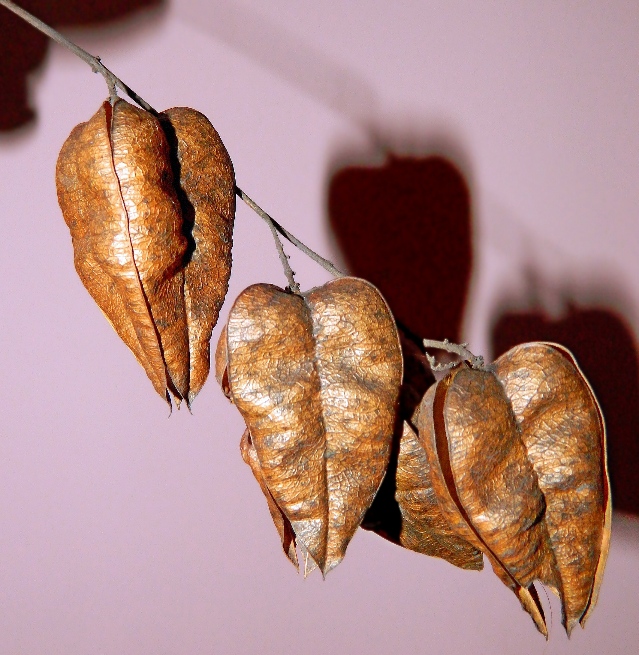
422 339 486 371
235 187 345 280
265 215 300 294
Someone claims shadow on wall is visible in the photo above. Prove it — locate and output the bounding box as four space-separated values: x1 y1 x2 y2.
0 0 166 132
327 148 475 542
492 302 639 516
328 154 473 344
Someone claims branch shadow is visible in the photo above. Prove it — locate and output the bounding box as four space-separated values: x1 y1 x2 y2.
0 0 166 132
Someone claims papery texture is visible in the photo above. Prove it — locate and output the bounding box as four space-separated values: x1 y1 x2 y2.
223 278 403 574
417 368 554 635
57 100 186 401
417 342 609 636
360 334 482 570
494 342 610 633
394 419 483 570
56 99 235 404
162 107 235 403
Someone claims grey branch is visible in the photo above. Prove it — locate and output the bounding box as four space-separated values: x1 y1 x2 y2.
236 186 345 281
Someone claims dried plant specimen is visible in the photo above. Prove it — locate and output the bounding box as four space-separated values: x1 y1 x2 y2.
161 107 235 402
360 336 482 570
493 342 611 633
56 99 234 405
217 278 403 575
416 343 609 636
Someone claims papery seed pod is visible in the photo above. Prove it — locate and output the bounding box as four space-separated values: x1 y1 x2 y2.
418 365 554 635
161 107 235 404
493 342 610 634
56 99 234 405
416 343 609 636
361 334 482 570
217 277 403 575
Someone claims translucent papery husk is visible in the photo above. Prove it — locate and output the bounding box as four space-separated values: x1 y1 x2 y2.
417 342 609 636
218 277 403 575
56 99 235 405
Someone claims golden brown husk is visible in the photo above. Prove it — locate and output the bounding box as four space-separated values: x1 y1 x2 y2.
416 342 609 636
56 99 235 405
221 278 403 575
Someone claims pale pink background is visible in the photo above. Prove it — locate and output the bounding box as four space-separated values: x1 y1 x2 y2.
1 1 638 653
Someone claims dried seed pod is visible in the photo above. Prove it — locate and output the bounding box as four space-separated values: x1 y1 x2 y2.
56 99 235 405
361 332 482 570
218 278 403 575
417 343 609 636
494 342 610 634
417 366 555 635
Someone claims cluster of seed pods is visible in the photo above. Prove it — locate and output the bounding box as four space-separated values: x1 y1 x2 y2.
56 99 609 638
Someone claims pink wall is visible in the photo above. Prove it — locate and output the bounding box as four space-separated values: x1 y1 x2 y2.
0 1 638 653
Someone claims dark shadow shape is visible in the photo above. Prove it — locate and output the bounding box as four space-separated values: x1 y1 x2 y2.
492 305 639 516
328 154 472 343
0 0 165 131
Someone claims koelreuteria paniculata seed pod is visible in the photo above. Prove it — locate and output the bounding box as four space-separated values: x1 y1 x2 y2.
216 272 609 636
416 342 610 636
54 98 610 640
216 277 404 576
56 99 235 406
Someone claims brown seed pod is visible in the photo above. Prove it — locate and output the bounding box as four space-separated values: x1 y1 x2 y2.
416 343 609 636
56 99 235 405
217 277 403 575
360 333 482 570
493 342 610 634
161 107 235 403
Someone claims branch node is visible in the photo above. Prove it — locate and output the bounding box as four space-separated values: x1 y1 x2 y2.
423 339 486 372
236 186 345 281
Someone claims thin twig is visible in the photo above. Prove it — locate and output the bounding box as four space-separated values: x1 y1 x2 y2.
266 218 300 294
422 338 485 372
0 0 156 113
236 186 345 279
